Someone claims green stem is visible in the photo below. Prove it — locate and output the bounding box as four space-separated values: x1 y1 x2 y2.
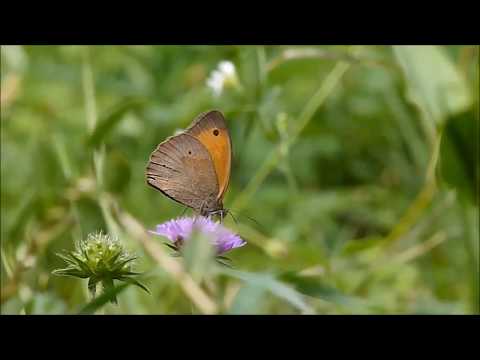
232 59 352 212
381 129 442 247
461 203 479 314
82 47 120 238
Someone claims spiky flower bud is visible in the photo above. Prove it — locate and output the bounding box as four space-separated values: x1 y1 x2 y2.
53 231 149 304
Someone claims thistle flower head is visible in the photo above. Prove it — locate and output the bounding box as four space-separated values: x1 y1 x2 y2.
149 216 246 255
53 231 149 303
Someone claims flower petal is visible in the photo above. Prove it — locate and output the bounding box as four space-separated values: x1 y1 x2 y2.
150 216 246 254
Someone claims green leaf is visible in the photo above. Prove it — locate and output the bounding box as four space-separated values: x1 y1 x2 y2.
87 98 144 148
228 284 267 314
118 270 143 276
341 237 384 255
52 268 89 278
117 276 150 294
183 231 216 282
215 255 232 267
393 46 471 127
104 150 132 194
107 250 123 267
111 256 137 273
5 190 37 248
55 252 81 267
222 268 314 313
215 258 233 268
79 283 129 314
280 272 368 311
68 252 93 275
438 109 478 205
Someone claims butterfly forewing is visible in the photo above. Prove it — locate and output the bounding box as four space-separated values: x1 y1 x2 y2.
185 110 232 201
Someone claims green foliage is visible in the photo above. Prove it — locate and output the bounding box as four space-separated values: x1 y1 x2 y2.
1 45 478 314
79 282 130 314
393 46 472 128
438 109 478 205
183 231 216 282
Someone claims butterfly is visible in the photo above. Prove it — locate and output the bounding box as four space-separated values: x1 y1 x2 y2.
146 110 232 219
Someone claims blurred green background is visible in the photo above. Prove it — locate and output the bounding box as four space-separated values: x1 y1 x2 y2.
1 45 478 314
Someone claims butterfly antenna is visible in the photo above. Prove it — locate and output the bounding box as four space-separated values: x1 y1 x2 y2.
227 210 238 226
229 209 265 233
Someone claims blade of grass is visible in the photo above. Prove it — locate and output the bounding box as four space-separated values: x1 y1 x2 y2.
87 98 144 148
232 58 353 212
82 47 121 238
380 129 443 248
221 268 315 314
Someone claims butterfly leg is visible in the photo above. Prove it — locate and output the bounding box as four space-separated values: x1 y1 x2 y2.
179 206 189 217
199 198 209 219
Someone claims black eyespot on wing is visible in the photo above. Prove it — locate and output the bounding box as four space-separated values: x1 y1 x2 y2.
213 129 219 136
188 151 192 155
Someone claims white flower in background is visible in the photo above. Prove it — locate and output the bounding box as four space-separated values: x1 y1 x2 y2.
218 61 236 78
206 61 240 97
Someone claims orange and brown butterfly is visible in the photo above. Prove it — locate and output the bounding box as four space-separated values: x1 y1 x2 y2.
146 110 232 218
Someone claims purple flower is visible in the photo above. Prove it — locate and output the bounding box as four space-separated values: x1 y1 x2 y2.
149 216 246 254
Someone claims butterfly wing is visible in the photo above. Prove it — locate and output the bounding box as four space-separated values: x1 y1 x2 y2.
185 110 232 201
146 133 219 212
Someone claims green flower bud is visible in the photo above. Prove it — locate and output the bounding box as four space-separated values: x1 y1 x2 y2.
53 231 149 304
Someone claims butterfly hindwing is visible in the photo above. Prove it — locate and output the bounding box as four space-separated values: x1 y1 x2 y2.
146 133 219 212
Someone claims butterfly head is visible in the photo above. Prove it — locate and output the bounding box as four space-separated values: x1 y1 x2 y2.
200 193 225 217
204 208 230 223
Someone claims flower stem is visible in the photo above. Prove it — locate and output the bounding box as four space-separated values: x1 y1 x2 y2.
82 48 121 239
